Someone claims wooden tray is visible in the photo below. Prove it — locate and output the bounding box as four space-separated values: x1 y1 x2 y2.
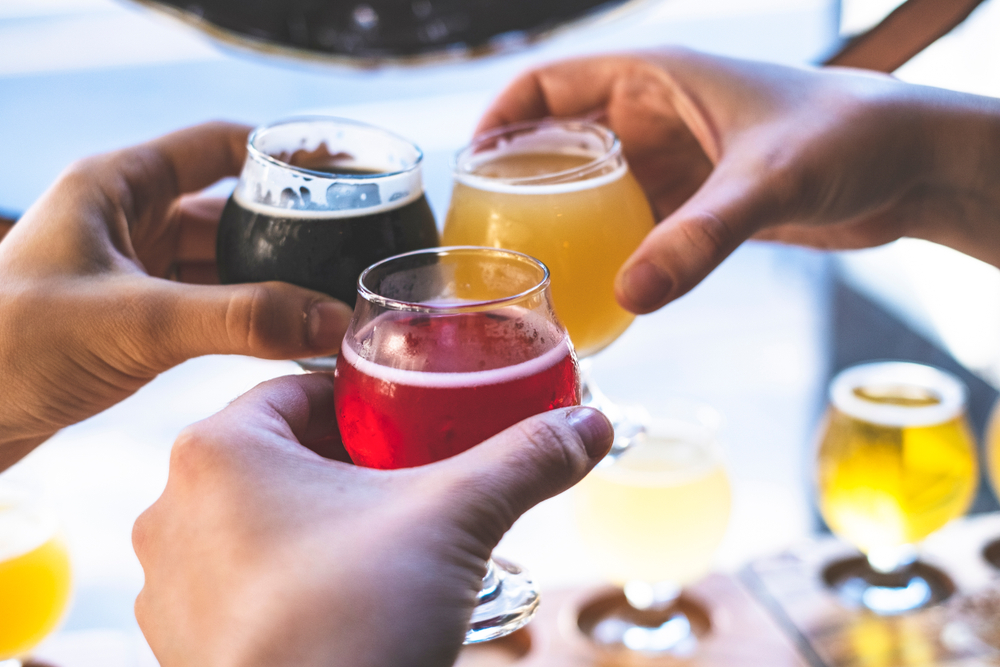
743 514 1000 667
457 573 809 666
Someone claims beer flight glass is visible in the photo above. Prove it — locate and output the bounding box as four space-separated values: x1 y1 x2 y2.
442 119 656 453
575 402 731 654
333 246 581 641
217 116 439 369
0 482 72 666
817 362 977 614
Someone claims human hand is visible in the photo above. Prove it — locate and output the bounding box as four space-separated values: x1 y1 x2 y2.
0 123 352 468
133 373 613 667
479 49 1000 313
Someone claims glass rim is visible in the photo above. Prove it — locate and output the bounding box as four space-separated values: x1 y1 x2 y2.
357 245 551 314
829 360 967 427
247 115 425 181
452 117 622 186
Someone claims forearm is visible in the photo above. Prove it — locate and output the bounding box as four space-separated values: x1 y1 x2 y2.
0 434 50 472
898 85 1000 266
0 214 14 243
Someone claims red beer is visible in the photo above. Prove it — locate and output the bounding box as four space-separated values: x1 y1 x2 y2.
335 308 579 469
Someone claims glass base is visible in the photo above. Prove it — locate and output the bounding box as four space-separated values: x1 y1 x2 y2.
822 555 955 615
982 538 1000 569
465 557 540 644
575 586 710 656
295 354 338 372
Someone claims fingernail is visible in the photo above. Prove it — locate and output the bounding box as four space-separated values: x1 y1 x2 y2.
566 408 614 460
307 300 353 352
620 261 672 312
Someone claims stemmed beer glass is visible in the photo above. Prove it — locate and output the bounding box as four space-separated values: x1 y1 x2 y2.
442 119 656 454
817 362 978 614
574 402 730 654
216 116 440 369
333 246 581 642
0 481 73 666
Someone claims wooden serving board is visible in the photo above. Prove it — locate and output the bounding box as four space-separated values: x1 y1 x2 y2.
456 573 809 666
742 514 1000 667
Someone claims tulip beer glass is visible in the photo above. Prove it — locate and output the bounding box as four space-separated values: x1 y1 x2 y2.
217 116 439 369
334 246 580 641
443 120 655 453
817 362 977 614
575 402 730 653
0 484 72 666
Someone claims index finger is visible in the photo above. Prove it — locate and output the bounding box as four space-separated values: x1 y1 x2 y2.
476 56 633 134
198 373 349 463
102 122 250 224
144 121 250 196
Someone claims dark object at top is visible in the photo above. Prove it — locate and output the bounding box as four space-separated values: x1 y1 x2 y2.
132 0 637 66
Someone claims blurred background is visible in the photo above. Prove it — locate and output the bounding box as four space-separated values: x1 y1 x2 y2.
2 0 1000 663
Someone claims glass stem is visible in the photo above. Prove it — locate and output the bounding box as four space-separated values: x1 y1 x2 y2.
477 559 501 603
867 544 918 574
624 580 682 610
579 359 645 459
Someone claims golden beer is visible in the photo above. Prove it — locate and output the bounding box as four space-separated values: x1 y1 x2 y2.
443 121 655 358
817 362 977 558
0 489 72 661
576 410 730 587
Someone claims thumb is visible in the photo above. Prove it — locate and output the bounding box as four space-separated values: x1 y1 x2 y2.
615 162 773 313
434 407 613 547
133 279 353 367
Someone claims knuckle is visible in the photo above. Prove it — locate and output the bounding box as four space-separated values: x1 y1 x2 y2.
169 424 221 481
225 283 304 357
131 508 151 559
514 416 588 479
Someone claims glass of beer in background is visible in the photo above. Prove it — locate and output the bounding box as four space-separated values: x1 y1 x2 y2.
334 246 580 641
0 482 73 666
217 116 440 369
817 361 977 614
574 401 731 654
442 120 655 452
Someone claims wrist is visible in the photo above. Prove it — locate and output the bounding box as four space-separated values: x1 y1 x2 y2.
0 434 50 472
916 87 1000 265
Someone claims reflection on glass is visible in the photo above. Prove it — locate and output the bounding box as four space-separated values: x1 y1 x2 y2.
0 483 72 666
575 402 730 654
817 361 977 614
333 246 580 643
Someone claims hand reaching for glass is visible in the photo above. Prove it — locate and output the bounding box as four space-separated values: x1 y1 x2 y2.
478 48 1000 313
133 373 613 667
0 122 354 469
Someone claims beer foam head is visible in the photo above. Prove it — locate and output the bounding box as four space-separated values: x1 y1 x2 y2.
596 416 725 486
0 501 58 563
830 361 967 427
341 321 573 389
454 119 628 194
234 116 424 219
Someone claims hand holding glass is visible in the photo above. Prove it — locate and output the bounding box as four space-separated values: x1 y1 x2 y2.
334 246 580 641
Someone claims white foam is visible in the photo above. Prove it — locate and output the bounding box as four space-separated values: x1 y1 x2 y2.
830 361 966 427
340 331 574 389
0 504 58 563
454 154 627 195
231 184 423 220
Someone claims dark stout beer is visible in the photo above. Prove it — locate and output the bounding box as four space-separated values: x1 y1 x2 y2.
217 116 439 307
218 191 437 306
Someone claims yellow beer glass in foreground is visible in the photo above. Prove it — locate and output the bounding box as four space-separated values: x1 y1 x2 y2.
443 119 655 358
0 484 72 664
817 361 977 614
575 403 730 653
